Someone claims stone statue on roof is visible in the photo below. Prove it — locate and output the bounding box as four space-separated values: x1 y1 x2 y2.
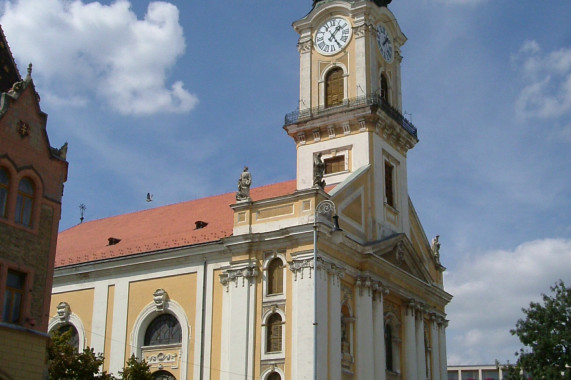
431 235 441 264
313 153 326 189
236 166 252 202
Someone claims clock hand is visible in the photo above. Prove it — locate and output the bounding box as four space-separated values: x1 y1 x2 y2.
329 34 342 48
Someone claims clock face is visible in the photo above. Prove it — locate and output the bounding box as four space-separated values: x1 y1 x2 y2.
314 17 352 55
376 24 394 63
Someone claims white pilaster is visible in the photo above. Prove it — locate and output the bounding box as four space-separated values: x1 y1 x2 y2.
109 280 129 375
353 22 369 97
404 301 418 380
91 282 108 355
430 314 440 380
373 287 387 380
219 264 258 380
316 259 329 380
354 276 374 380
439 319 448 380
290 257 314 380
299 38 312 110
328 268 342 380
416 306 426 380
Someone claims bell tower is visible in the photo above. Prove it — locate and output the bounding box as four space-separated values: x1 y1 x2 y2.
284 0 418 238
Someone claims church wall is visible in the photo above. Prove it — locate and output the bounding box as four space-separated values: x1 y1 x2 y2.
103 284 115 373
209 268 224 380
50 288 94 348
126 272 197 378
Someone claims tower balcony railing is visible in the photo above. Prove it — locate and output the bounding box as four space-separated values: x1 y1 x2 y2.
284 94 418 139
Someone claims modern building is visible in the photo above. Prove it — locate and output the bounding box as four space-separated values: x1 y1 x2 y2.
447 364 531 380
0 26 69 380
49 1 452 379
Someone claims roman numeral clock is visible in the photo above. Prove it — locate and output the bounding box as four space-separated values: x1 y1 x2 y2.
314 17 352 55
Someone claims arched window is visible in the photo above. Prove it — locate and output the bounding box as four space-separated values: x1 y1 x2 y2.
380 74 389 103
152 370 176 380
0 168 9 218
267 258 283 295
385 324 394 371
266 313 283 353
51 323 80 350
15 178 34 226
267 372 281 380
325 67 344 108
144 314 182 346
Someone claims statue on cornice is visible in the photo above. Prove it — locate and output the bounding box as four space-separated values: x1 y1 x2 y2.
431 235 441 264
236 166 252 201
313 153 326 189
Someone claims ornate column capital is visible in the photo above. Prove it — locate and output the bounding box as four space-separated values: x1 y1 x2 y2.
219 264 259 291
297 38 313 53
355 275 385 298
289 257 314 281
406 299 417 316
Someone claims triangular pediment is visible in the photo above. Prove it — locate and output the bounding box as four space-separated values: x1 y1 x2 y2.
376 234 434 284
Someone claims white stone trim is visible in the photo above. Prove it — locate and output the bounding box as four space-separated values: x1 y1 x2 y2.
262 251 287 302
318 63 349 108
260 366 286 380
48 312 87 350
91 283 109 354
261 307 286 361
130 299 190 380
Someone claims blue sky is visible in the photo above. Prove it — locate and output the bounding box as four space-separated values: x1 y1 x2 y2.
2 0 570 365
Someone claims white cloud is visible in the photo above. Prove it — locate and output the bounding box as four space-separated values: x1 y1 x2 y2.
514 40 571 120
445 238 571 364
0 0 197 115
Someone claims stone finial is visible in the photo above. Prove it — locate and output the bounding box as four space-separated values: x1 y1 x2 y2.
59 142 68 160
27 63 32 79
236 166 252 202
57 301 71 322
153 288 168 311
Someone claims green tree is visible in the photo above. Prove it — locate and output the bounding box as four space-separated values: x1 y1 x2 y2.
48 330 114 379
503 280 571 380
118 355 153 380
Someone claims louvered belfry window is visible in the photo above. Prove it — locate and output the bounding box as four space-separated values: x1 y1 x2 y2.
325 67 344 107
266 313 282 353
144 314 182 346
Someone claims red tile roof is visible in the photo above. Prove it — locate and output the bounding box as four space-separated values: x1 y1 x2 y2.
55 180 297 267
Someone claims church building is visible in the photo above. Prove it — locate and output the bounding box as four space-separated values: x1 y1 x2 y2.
50 1 452 379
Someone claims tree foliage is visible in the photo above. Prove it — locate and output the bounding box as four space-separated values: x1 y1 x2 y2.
48 331 153 380
48 329 114 379
503 280 571 379
118 355 154 380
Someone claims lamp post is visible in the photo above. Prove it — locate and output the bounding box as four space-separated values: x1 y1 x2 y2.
313 199 342 380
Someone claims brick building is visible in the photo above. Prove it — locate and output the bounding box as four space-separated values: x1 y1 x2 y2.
0 25 68 380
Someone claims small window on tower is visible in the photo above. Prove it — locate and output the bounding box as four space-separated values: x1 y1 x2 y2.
384 161 395 208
